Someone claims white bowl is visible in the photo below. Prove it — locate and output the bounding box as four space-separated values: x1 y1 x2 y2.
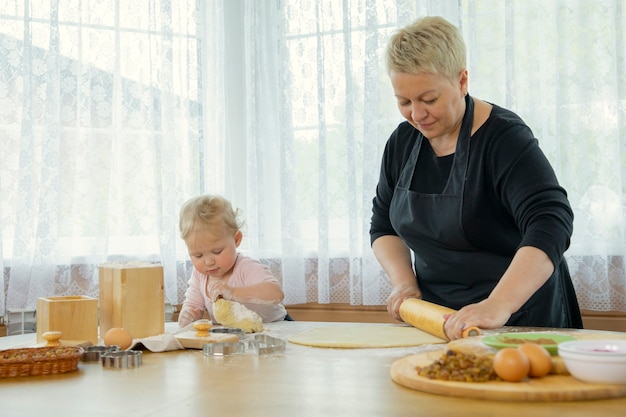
558 339 626 384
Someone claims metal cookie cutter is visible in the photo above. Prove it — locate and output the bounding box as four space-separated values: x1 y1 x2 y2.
249 334 286 355
81 345 120 362
202 341 248 356
210 327 246 338
101 350 143 368
202 334 286 357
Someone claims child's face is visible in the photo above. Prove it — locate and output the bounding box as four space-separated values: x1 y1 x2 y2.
185 228 242 278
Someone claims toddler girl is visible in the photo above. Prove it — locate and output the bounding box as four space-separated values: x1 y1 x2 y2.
177 194 288 327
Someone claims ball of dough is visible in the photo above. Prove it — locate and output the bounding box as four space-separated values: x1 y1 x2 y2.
212 299 263 333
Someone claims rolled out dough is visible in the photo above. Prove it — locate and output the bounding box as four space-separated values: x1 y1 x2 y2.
287 325 446 348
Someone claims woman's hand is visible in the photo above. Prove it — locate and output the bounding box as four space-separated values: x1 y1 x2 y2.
387 283 422 321
442 246 556 339
372 236 421 321
443 298 511 340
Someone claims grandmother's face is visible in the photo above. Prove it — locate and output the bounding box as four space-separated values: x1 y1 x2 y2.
390 70 468 144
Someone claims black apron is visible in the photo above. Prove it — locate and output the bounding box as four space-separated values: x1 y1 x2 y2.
389 96 582 328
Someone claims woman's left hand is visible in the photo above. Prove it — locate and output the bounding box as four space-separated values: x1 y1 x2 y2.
443 298 511 340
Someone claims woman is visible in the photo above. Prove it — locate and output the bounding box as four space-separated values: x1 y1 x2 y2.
370 16 582 339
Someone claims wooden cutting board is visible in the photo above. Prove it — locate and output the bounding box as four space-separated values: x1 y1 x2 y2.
390 331 626 402
175 331 239 349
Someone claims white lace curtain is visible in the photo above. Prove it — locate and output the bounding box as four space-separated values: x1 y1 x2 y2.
1 0 624 317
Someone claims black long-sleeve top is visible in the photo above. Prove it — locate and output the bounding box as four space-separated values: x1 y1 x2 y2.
371 104 573 270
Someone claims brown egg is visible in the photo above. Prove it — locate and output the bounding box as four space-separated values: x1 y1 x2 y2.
493 347 530 382
103 327 133 350
518 342 552 377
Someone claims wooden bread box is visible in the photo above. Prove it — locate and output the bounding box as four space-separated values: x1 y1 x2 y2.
98 262 165 339
36 295 99 344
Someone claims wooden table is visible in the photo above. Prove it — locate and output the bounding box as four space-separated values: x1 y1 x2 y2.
1 321 626 417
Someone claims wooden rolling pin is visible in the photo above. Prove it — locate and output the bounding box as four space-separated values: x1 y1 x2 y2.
399 298 481 340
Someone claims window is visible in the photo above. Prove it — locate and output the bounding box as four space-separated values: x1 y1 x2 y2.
1 1 625 315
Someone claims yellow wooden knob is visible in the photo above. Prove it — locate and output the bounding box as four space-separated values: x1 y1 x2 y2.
193 320 212 337
42 331 63 347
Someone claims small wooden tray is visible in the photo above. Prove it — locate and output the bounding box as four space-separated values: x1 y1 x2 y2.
175 331 239 349
0 346 84 378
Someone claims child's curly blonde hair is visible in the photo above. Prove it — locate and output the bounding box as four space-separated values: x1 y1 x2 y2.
179 194 244 240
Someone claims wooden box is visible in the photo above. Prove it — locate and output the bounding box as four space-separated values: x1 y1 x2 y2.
98 263 165 339
36 296 99 344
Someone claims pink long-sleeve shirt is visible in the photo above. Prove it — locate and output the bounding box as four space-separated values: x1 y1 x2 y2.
181 254 287 323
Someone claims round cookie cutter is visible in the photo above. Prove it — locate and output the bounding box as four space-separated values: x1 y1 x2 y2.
101 350 142 368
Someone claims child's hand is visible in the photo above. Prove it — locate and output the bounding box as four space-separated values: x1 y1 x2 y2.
206 280 234 301
178 307 203 328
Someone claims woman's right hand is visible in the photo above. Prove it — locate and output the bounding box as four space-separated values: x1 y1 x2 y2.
387 283 422 321
372 235 419 321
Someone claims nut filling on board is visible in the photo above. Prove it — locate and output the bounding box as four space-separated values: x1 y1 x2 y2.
416 349 499 382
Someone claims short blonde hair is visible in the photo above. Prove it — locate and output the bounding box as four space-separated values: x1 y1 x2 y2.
179 195 244 240
386 16 466 82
